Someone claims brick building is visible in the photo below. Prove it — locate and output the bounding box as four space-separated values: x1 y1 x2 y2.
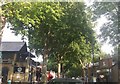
86 57 117 82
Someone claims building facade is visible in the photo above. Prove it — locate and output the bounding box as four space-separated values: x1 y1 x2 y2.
86 57 118 82
0 42 35 83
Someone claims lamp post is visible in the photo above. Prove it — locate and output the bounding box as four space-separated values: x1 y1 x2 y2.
28 49 33 83
91 40 96 83
117 1 120 83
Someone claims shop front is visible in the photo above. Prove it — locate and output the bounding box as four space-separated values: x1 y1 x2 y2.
1 42 35 83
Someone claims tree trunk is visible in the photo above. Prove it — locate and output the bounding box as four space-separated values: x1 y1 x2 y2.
58 63 61 78
41 48 48 84
79 59 86 78
83 68 85 78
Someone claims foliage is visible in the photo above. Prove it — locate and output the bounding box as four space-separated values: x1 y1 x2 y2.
65 64 83 77
91 2 119 46
47 2 99 77
2 2 99 78
2 2 65 83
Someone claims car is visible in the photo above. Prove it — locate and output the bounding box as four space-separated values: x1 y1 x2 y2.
47 78 83 84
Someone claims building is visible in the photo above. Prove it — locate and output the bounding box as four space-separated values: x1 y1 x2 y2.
97 58 113 82
111 63 119 82
86 57 115 82
0 42 35 82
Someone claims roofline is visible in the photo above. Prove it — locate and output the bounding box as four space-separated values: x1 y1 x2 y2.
0 41 27 52
19 42 27 51
0 50 20 52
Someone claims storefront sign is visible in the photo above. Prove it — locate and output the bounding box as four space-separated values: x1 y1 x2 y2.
14 67 25 73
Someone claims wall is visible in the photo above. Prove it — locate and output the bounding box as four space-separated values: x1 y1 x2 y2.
111 64 119 82
2 52 29 82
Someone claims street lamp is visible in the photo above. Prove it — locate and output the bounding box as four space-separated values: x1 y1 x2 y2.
91 40 96 83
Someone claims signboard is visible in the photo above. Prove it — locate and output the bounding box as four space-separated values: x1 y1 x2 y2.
2 60 12 64
14 67 25 73
99 58 112 69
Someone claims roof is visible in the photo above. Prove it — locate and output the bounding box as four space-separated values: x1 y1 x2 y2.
20 52 35 58
16 52 35 62
0 42 26 52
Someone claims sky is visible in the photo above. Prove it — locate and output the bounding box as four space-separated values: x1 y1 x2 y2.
94 16 113 54
2 23 23 42
84 0 114 54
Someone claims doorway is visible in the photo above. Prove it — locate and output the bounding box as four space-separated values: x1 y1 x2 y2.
2 67 9 83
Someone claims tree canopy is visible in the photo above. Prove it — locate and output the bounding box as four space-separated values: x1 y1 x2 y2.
91 2 119 47
2 2 98 82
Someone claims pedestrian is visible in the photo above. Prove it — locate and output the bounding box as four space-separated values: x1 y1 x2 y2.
7 79 11 84
97 76 100 82
47 71 53 81
36 67 42 82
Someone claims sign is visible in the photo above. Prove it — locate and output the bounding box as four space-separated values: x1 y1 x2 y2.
93 77 96 82
2 60 12 64
99 58 112 69
14 67 25 73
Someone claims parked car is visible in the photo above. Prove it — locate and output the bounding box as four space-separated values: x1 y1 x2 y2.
47 78 83 84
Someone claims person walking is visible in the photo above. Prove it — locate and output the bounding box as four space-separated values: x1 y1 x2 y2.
47 71 53 81
7 79 11 84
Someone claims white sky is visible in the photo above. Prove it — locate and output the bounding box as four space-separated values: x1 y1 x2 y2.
2 23 23 42
84 0 113 54
94 16 113 54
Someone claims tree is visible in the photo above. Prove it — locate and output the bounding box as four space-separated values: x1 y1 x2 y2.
2 2 64 83
91 2 120 71
91 2 119 47
2 2 98 83
48 2 99 78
